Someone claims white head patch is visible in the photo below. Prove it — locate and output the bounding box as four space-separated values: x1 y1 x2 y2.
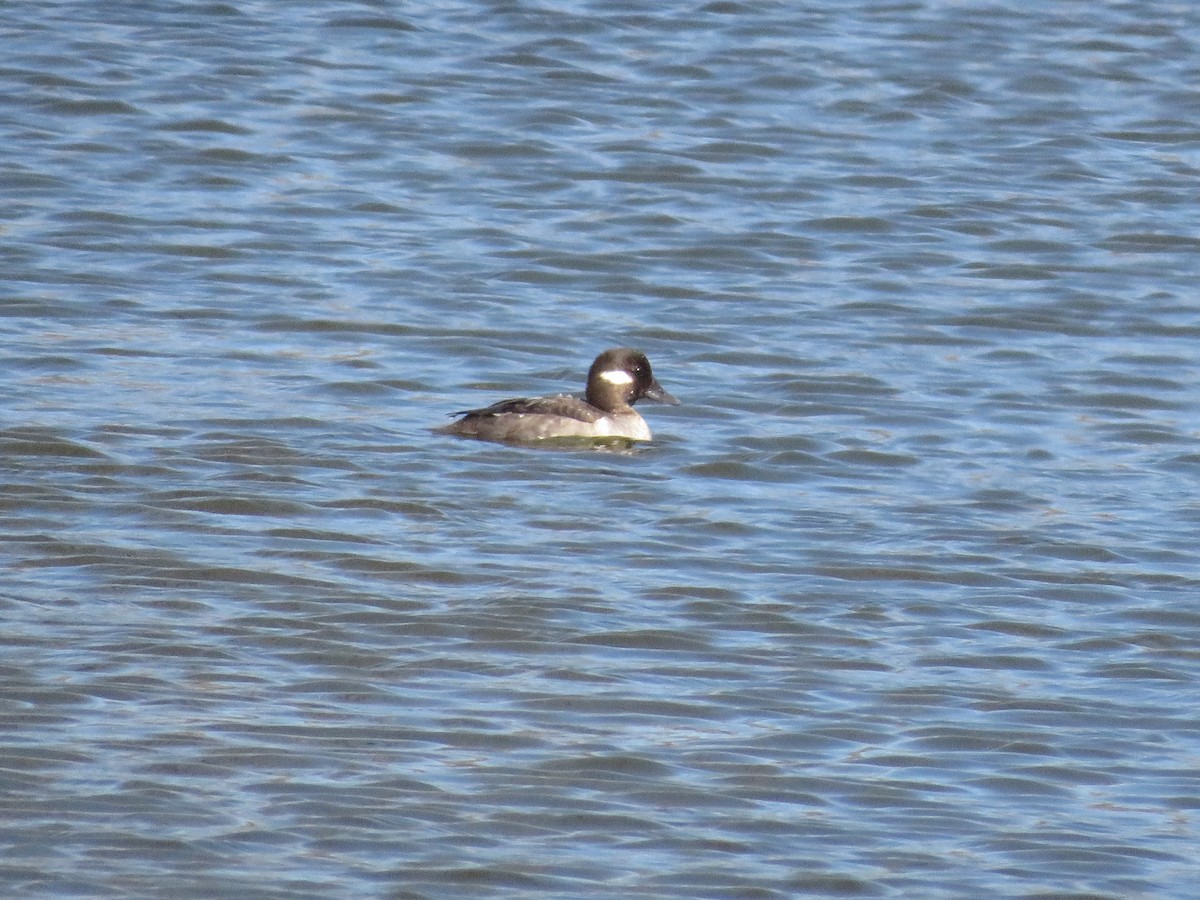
598 369 635 386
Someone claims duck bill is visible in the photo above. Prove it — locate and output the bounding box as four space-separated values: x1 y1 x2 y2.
644 379 680 405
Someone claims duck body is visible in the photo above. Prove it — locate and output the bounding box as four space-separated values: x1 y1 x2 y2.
436 348 678 445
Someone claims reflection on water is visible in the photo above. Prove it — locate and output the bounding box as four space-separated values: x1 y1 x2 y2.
2 0 1198 897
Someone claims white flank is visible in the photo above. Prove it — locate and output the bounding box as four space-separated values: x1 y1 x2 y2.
598 369 635 385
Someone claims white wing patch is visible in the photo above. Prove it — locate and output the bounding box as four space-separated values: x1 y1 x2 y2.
598 369 634 385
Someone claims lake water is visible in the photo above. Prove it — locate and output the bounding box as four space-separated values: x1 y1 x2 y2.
3 1 1199 897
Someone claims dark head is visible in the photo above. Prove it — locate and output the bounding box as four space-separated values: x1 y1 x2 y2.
585 348 679 412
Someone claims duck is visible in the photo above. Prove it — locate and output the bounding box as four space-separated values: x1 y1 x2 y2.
435 348 678 444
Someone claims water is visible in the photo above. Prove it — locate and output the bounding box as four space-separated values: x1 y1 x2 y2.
3 1 1199 897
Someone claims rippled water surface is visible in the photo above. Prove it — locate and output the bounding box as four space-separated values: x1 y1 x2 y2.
3 1 1199 897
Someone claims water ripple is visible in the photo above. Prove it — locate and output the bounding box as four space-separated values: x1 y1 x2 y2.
2 0 1198 897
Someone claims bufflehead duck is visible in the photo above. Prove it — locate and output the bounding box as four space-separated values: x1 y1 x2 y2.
436 348 679 445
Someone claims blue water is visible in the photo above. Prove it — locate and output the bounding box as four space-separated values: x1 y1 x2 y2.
2 1 1199 897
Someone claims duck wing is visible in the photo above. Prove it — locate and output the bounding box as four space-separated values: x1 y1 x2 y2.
453 394 603 423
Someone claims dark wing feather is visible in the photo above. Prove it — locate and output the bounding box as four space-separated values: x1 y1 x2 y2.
452 394 602 424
